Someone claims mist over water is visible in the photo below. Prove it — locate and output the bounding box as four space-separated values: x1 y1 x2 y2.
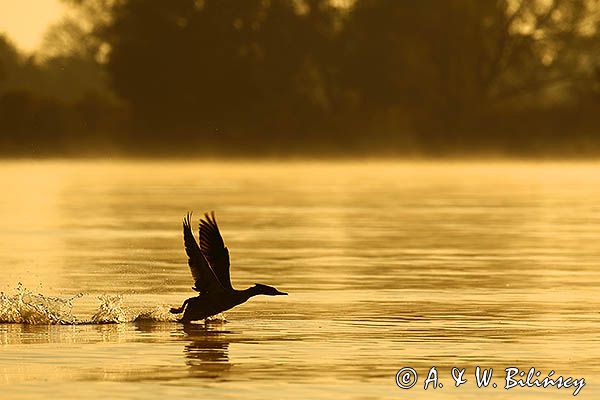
0 160 599 399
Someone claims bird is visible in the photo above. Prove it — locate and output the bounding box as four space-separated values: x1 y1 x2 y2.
170 211 287 323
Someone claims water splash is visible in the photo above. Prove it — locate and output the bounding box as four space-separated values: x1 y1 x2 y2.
91 295 129 324
0 284 178 325
133 306 175 322
0 283 81 324
205 313 227 323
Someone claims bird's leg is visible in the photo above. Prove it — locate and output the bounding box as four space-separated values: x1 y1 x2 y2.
169 298 190 314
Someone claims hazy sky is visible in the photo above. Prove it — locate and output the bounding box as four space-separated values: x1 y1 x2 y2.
0 0 66 52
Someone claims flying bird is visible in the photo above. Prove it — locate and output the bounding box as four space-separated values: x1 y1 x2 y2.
170 212 287 322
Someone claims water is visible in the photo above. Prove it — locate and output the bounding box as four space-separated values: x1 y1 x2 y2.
0 160 598 399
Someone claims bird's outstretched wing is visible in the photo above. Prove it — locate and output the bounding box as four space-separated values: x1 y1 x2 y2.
199 211 233 290
183 213 225 293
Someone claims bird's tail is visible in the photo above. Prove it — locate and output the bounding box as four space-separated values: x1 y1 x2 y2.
169 298 190 314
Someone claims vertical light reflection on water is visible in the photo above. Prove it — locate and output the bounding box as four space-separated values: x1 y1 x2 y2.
0 162 68 290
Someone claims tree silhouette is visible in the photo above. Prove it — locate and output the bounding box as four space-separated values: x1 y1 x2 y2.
1 0 600 156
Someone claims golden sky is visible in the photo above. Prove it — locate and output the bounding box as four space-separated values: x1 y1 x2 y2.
0 0 66 52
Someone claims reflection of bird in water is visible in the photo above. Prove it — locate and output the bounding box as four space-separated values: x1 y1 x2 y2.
132 321 232 379
170 212 287 323
183 323 231 378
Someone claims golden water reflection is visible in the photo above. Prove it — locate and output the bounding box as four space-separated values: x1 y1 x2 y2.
0 161 599 399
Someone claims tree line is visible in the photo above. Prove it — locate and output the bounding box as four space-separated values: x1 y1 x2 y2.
2 0 600 156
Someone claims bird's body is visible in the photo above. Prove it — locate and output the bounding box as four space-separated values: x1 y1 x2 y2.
171 212 286 323
177 288 253 322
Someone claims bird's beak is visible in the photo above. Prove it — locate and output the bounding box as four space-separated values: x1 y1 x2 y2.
275 290 288 296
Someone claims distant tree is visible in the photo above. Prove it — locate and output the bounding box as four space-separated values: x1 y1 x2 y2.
0 27 126 156
49 0 600 156
341 0 598 150
61 0 342 152
0 35 19 88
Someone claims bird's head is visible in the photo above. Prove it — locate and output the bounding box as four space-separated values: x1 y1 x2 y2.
253 283 287 296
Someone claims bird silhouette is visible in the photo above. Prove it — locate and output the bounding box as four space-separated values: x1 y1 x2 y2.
170 212 287 323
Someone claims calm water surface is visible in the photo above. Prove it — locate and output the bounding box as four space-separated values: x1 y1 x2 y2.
0 161 599 399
